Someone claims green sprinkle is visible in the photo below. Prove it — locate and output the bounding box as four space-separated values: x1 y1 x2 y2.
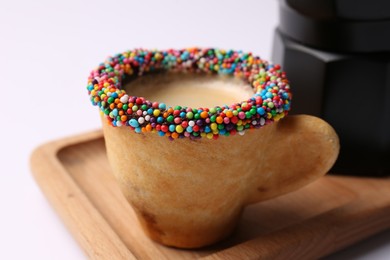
107 97 114 104
194 113 200 119
167 115 174 122
186 112 194 119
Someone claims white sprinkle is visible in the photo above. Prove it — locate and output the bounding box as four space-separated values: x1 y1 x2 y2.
120 94 129 103
145 115 151 121
238 131 245 136
189 120 195 127
138 117 145 124
260 118 265 125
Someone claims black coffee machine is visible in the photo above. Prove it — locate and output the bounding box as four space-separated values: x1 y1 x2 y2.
272 0 390 176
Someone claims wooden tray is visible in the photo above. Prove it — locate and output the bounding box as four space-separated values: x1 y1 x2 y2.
30 131 390 259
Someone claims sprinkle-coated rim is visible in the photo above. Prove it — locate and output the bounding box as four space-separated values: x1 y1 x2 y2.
87 48 292 140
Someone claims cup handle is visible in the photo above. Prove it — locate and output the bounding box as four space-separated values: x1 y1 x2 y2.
245 115 340 205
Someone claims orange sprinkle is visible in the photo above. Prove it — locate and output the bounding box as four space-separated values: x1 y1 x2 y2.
226 111 233 118
171 132 179 139
200 111 208 118
121 115 127 121
145 124 152 132
216 116 223 124
109 103 115 109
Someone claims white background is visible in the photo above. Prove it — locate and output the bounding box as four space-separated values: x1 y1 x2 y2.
1 0 389 259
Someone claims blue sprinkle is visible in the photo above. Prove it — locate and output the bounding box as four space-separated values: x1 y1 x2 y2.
204 126 211 133
186 126 193 133
112 109 118 117
180 51 189 60
266 92 273 99
111 92 118 98
158 131 165 136
129 119 139 128
157 116 164 123
169 125 175 132
219 129 226 135
257 107 266 115
147 108 153 115
135 127 141 133
180 112 186 118
158 103 166 110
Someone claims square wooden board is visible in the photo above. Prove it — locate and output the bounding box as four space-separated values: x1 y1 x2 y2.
30 131 390 259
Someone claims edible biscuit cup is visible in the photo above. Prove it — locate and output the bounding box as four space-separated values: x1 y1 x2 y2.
87 48 339 248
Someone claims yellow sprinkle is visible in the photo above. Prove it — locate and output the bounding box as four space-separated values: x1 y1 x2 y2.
153 109 160 117
206 133 213 139
237 120 243 126
155 53 162 60
210 123 218 131
267 113 272 119
104 82 109 87
176 125 184 133
200 132 206 137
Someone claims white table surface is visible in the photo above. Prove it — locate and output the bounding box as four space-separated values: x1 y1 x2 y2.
1 0 389 259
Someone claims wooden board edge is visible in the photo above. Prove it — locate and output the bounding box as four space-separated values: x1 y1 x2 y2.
203 195 390 260
30 131 137 260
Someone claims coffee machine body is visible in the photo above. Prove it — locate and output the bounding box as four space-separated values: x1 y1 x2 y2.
272 0 390 176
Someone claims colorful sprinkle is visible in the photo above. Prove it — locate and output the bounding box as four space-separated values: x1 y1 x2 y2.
87 48 292 139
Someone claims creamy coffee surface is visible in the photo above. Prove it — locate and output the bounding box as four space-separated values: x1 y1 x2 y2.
125 72 253 108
